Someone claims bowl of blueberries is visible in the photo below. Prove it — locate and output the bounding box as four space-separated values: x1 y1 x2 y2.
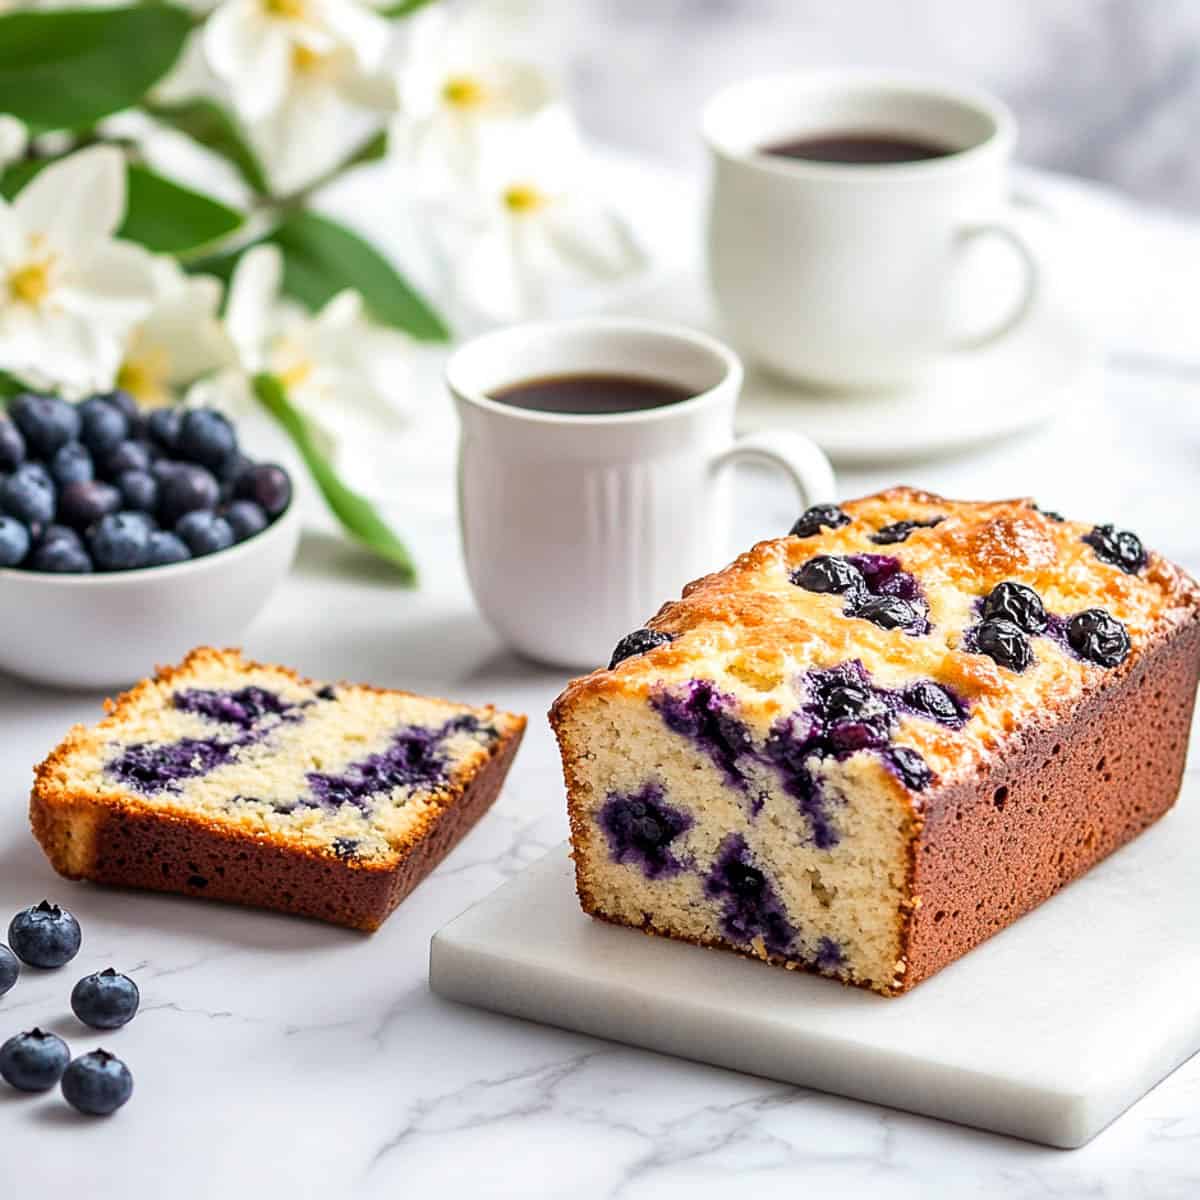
0 390 299 689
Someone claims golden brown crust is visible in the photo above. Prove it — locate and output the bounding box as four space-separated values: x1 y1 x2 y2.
30 647 526 930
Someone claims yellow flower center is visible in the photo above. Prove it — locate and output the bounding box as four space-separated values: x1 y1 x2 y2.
8 258 54 307
116 347 173 409
442 75 487 109
291 44 327 74
264 0 305 18
502 184 547 215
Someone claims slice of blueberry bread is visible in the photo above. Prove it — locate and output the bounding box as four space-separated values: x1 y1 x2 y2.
551 488 1200 995
32 649 525 930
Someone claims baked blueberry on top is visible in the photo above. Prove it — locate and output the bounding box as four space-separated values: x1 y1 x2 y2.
31 649 526 931
552 487 1200 996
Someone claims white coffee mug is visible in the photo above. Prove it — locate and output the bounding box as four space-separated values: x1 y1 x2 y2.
703 71 1044 389
448 318 836 668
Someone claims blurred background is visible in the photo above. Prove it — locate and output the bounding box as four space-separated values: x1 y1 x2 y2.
560 0 1200 214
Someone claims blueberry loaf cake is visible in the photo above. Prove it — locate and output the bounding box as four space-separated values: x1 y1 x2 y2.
551 488 1200 995
32 649 525 930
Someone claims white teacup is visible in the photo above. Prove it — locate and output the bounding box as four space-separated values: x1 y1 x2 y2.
447 318 836 669
703 71 1044 389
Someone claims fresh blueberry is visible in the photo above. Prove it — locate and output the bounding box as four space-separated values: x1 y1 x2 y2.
160 463 220 523
789 503 850 538
852 594 925 632
1 463 56 528
145 407 182 451
9 393 81 457
178 408 237 469
61 1050 133 1116
902 680 965 726
609 627 674 669
236 463 291 517
0 942 18 996
176 509 234 557
790 555 865 595
1083 524 1146 575
0 416 25 471
981 581 1048 634
71 968 140 1030
0 1029 70 1092
29 538 93 573
975 618 1034 673
116 469 158 514
1067 608 1131 668
78 396 130 454
89 512 151 571
57 480 122 530
100 439 152 479
0 515 30 567
144 530 191 567
887 746 933 791
223 499 268 542
7 900 81 968
95 389 139 424
50 441 94 487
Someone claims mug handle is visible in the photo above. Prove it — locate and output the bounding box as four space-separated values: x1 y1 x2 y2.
946 211 1042 352
710 430 837 508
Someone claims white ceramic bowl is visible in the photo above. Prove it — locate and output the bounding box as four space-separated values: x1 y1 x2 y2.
0 503 300 690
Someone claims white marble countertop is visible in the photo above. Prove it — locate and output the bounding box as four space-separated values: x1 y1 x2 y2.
2 161 1199 1198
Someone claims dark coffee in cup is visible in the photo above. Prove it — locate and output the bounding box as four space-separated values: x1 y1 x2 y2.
760 131 955 165
490 373 694 416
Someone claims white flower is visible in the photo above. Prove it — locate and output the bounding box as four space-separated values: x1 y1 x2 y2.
195 244 410 460
116 258 236 409
0 117 28 170
394 0 556 190
438 109 647 322
0 147 157 394
204 0 390 123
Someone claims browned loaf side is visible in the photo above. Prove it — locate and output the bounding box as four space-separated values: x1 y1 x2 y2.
32 648 526 931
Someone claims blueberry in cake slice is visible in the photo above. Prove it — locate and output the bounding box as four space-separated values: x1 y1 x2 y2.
32 648 525 930
551 488 1200 995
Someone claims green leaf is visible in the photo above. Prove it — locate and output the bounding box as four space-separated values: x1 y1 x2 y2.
0 6 192 133
252 372 418 583
146 99 269 195
0 159 45 201
271 211 450 341
119 165 243 254
380 0 441 16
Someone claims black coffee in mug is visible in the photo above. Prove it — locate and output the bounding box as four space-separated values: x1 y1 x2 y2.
760 130 955 165
489 373 694 416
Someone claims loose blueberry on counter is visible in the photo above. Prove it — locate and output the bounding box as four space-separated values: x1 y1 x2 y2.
79 396 130 454
1067 608 1131 667
29 538 93 573
975 618 1034 673
886 746 934 791
224 499 268 543
0 516 30 567
869 517 943 545
0 416 25 471
2 462 56 527
8 901 82 968
176 509 235 557
71 969 140 1030
89 512 150 571
116 468 158 514
609 627 674 669
10 394 81 458
789 503 850 539
236 462 291 517
99 438 152 479
0 942 18 995
61 1050 133 1116
852 594 925 632
144 530 191 567
982 581 1048 634
178 409 237 470
50 441 94 487
0 1029 70 1092
1083 524 1146 575
790 555 865 595
160 463 220 523
57 479 121 530
145 406 182 451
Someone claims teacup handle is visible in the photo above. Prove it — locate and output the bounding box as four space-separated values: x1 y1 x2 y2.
710 430 836 508
947 213 1042 352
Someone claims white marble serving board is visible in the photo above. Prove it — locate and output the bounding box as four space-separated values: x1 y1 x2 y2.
430 775 1200 1150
